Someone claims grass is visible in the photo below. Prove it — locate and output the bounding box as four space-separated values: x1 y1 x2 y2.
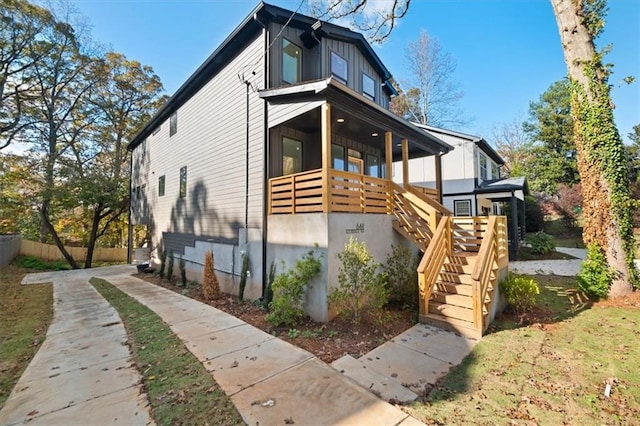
405 275 640 424
0 264 53 409
90 278 243 426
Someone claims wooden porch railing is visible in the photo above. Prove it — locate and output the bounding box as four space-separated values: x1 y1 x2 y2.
417 216 451 317
412 185 441 201
268 169 392 215
470 216 508 331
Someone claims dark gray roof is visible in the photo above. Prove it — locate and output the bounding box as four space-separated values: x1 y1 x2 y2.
475 176 529 195
127 2 397 151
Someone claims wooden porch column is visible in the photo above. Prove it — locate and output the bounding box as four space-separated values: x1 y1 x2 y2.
435 153 443 204
385 132 393 213
401 139 409 188
321 103 332 213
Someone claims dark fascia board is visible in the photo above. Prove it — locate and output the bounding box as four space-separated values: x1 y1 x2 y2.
475 177 529 195
259 77 453 155
413 123 504 166
128 2 398 151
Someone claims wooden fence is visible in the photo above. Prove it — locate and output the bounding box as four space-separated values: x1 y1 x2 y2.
20 240 127 262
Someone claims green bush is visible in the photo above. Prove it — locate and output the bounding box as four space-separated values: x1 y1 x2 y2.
158 249 167 279
166 252 174 280
238 254 250 301
525 232 556 254
178 257 187 287
14 255 69 270
381 244 418 309
329 237 388 323
499 273 540 313
524 195 544 233
266 250 322 328
577 244 613 299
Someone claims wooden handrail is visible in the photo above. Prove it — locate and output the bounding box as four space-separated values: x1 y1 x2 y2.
406 183 452 216
417 216 451 316
470 215 498 330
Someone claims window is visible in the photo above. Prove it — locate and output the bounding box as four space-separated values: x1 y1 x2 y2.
454 200 471 216
282 38 302 84
491 163 500 179
366 154 380 177
158 175 165 197
347 149 362 174
362 73 375 100
479 154 487 180
282 137 302 175
332 144 345 171
170 112 177 136
331 51 347 83
179 166 187 198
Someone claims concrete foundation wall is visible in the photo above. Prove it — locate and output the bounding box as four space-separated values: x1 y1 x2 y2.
267 213 411 322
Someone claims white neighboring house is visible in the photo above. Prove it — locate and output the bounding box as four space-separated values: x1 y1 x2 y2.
393 124 529 259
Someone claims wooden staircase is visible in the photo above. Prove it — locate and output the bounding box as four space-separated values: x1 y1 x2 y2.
391 185 508 339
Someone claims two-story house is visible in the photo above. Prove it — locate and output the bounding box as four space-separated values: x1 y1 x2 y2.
393 124 528 259
128 2 509 337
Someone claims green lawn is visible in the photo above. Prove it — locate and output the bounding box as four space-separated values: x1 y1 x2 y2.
0 264 53 409
404 275 640 424
91 278 244 426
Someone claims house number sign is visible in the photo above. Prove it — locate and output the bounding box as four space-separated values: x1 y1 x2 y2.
345 223 365 234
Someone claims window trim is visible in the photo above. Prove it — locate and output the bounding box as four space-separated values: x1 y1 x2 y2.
169 112 177 137
479 153 488 180
158 175 165 197
282 37 302 84
362 73 375 101
330 51 348 84
454 199 472 216
179 166 187 198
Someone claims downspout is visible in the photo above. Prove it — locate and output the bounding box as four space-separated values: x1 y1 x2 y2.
254 13 269 299
127 150 133 264
244 80 250 251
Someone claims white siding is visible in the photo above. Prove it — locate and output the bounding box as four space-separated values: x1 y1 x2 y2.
132 33 266 257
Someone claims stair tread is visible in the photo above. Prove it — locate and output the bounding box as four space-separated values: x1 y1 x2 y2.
419 313 481 340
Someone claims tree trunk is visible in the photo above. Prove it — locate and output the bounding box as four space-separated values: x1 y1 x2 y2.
550 0 636 297
39 199 79 269
84 205 102 269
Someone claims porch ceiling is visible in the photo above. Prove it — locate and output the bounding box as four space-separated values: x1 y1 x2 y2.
260 78 453 160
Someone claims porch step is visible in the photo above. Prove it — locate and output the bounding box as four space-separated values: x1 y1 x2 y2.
434 281 473 296
419 313 482 340
331 355 418 403
438 271 474 285
428 301 477 323
441 262 474 274
431 291 472 309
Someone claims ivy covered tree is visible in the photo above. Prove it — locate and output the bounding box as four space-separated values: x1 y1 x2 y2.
551 0 639 296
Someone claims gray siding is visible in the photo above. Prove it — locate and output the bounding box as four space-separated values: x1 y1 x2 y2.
131 32 266 259
268 99 324 128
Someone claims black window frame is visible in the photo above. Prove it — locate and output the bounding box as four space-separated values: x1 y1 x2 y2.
170 112 177 137
331 51 348 84
282 37 302 84
454 199 472 216
282 137 303 175
362 73 375 101
158 175 165 197
179 166 187 198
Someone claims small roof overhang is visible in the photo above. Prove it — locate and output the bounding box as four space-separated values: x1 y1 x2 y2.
259 78 453 159
475 176 529 197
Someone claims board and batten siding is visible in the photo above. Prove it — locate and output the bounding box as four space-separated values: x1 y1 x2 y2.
132 32 266 257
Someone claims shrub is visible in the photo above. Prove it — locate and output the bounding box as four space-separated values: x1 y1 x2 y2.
166 252 174 280
499 273 540 313
381 244 418 309
158 249 167 279
203 251 220 300
178 257 187 287
329 237 388 323
577 244 613 299
525 232 555 254
553 183 583 228
238 254 250 301
262 261 276 309
267 249 322 328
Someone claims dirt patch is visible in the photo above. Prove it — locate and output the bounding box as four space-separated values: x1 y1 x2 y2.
135 274 416 363
594 290 640 309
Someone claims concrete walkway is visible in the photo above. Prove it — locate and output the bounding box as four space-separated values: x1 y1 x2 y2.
0 266 153 426
103 273 423 426
509 247 586 276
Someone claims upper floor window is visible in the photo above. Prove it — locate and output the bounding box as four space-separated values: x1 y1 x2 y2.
282 38 302 84
170 112 177 136
479 154 487 180
491 163 500 179
331 51 348 83
362 73 375 101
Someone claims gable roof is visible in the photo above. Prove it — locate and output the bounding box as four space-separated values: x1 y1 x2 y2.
411 123 504 166
127 2 396 151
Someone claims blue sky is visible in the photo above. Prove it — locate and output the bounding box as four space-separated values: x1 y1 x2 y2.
69 0 639 142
